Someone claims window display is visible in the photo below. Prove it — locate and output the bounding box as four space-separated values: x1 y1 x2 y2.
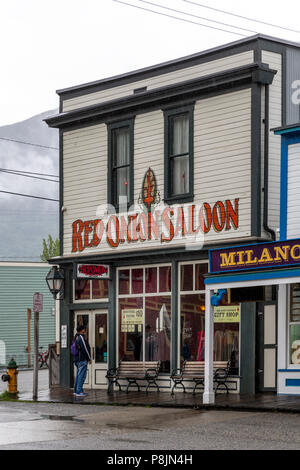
118 266 171 372
179 262 239 373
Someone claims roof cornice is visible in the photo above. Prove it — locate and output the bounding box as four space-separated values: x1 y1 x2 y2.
45 62 276 129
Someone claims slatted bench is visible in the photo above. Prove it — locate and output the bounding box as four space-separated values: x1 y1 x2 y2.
171 360 230 395
106 360 161 393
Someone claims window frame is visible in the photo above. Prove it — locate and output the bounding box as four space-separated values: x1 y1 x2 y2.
107 118 134 211
73 279 109 303
163 104 194 204
117 264 172 370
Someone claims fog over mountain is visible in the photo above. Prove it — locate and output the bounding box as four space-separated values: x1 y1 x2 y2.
0 110 59 261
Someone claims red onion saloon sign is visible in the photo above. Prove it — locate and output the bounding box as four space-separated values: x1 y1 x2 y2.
71 167 239 253
71 198 239 253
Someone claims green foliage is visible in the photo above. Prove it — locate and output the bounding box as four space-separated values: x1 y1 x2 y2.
40 235 60 262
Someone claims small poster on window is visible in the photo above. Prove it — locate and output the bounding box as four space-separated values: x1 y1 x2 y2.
121 309 144 326
214 306 240 323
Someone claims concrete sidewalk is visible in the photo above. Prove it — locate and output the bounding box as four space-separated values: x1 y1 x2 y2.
3 369 300 413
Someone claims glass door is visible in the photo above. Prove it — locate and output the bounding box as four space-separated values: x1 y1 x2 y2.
92 311 108 389
74 310 109 389
74 311 92 388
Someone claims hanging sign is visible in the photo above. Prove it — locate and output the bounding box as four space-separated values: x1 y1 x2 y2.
210 238 300 274
214 306 240 323
76 263 110 279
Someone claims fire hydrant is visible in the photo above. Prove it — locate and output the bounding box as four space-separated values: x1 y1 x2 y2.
1 358 18 396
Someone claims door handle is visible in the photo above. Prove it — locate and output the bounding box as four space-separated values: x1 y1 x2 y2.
92 347 95 360
258 369 263 373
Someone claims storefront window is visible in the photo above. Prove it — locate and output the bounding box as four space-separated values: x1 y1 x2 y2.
118 266 171 372
119 269 130 295
179 262 239 372
180 294 205 362
145 267 157 293
289 284 300 365
145 296 171 373
92 280 108 299
74 279 109 301
75 280 90 300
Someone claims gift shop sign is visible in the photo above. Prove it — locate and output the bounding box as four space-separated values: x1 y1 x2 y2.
210 239 300 273
71 198 240 253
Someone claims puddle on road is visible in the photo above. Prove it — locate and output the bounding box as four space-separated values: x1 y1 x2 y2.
40 415 83 423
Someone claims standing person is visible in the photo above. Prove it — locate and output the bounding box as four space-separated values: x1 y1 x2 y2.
73 325 92 397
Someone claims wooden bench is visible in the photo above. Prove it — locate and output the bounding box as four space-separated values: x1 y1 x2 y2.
170 361 230 395
106 361 161 393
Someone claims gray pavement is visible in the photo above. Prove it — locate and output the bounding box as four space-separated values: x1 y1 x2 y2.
0 401 300 450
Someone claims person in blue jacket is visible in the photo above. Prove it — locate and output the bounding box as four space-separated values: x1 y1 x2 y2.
73 325 92 397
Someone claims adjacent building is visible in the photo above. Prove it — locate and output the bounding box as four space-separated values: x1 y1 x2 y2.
0 262 56 367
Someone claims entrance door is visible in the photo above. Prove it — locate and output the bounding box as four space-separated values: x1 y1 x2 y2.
256 302 277 392
74 310 108 389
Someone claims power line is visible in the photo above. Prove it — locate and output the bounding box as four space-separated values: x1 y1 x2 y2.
0 190 59 202
112 0 246 37
0 169 59 183
0 136 58 150
136 0 258 34
0 168 59 178
182 0 300 35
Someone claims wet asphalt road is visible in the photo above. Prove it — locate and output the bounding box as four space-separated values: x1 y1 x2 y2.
0 401 300 450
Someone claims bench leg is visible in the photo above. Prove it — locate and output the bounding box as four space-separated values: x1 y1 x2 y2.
146 379 160 393
126 379 140 393
192 379 204 395
171 380 185 395
215 382 229 394
107 378 121 393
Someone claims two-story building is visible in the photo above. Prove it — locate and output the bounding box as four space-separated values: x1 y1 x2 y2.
45 34 300 396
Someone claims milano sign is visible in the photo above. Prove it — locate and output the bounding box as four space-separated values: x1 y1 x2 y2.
210 239 300 273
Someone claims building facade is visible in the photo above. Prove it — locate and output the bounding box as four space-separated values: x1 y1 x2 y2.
45 34 300 394
0 262 56 367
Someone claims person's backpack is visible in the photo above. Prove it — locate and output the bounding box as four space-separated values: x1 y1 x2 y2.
71 336 79 359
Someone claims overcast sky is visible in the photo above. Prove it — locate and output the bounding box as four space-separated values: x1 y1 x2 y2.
1 0 300 126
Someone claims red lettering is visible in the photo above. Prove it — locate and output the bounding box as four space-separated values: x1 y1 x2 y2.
72 219 84 252
106 216 120 248
213 201 226 232
199 203 212 233
226 198 239 230
93 219 104 247
161 208 174 242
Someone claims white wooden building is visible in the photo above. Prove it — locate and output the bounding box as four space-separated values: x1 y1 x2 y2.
45 34 300 396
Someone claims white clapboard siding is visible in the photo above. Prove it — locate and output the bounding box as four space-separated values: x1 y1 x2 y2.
62 51 254 112
63 123 107 255
262 51 282 236
193 89 251 242
287 143 300 239
63 88 252 255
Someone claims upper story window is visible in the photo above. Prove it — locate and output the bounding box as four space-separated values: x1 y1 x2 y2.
164 104 194 203
108 119 134 210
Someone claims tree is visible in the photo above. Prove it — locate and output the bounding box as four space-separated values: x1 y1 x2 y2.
40 235 60 262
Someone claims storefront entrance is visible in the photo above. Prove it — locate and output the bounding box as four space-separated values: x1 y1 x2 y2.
74 310 108 389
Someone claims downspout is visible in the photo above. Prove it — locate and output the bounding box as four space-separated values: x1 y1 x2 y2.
263 84 276 241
